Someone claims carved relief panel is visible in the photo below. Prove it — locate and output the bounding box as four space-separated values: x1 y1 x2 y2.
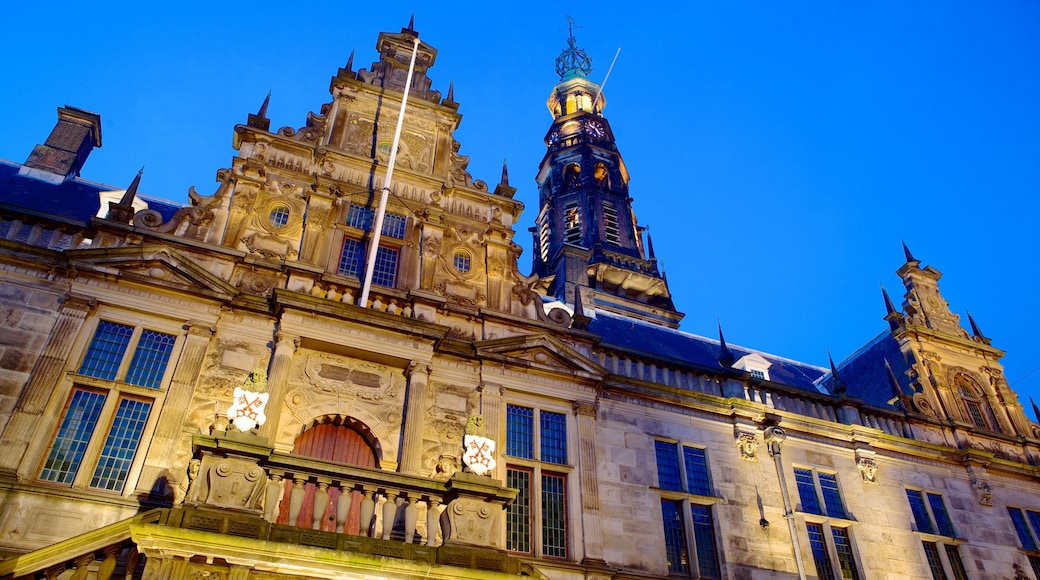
276 349 405 459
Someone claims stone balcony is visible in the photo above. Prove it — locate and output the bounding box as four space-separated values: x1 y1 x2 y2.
0 434 528 579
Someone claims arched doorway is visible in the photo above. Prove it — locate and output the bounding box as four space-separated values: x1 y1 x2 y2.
278 416 380 534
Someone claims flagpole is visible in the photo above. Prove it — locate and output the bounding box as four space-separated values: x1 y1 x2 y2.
592 47 620 114
359 36 421 308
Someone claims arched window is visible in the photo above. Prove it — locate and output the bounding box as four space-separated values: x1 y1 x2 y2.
564 163 581 190
277 417 380 534
593 163 610 189
955 375 1002 433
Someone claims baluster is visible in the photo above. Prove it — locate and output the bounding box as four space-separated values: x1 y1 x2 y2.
264 474 283 523
359 490 376 537
70 554 94 580
313 482 330 530
426 499 441 547
336 484 352 533
404 497 419 543
289 477 307 527
382 491 399 540
123 547 140 580
97 545 120 580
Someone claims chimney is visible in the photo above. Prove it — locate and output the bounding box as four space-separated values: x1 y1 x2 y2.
18 106 102 184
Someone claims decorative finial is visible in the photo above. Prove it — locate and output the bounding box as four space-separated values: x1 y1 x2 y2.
407 13 415 33
647 230 657 261
446 81 455 103
106 167 144 223
247 93 272 131
493 157 517 198
828 350 847 398
555 16 593 79
902 240 918 264
257 91 271 119
1031 397 1040 423
966 311 991 344
881 284 901 331
717 321 735 368
345 50 355 71
123 166 144 203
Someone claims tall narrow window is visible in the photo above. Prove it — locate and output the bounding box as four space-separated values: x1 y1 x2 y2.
807 523 835 579
602 200 621 245
563 200 582 245
661 500 690 574
505 404 570 559
654 439 720 578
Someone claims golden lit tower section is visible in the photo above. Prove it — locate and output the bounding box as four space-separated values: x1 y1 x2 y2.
531 21 681 327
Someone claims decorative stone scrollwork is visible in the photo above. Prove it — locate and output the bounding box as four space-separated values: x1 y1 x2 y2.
735 432 759 462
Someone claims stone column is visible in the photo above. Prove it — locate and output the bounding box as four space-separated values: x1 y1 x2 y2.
398 361 431 475
136 322 214 497
574 400 606 565
0 295 94 475
257 332 299 443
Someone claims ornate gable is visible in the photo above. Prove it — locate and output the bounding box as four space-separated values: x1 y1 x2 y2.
66 245 238 300
476 334 605 378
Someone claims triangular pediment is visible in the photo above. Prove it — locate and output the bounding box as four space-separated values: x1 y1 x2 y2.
66 245 238 300
476 333 606 378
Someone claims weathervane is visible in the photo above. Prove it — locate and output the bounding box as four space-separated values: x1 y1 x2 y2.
555 15 593 79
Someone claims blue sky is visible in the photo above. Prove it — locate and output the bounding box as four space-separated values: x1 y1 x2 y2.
2 3 1038 411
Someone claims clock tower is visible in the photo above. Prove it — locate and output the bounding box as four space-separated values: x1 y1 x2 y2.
531 24 682 328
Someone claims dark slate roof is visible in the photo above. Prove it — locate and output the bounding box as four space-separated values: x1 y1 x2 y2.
588 311 828 393
0 160 109 222
822 330 915 409
0 160 184 224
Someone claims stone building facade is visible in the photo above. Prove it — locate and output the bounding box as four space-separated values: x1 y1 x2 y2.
0 21 1038 580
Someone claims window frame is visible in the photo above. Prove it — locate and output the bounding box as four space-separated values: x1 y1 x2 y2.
1008 506 1040 579
504 403 573 560
653 438 723 578
35 313 182 496
794 466 849 519
793 467 861 580
906 488 968 580
333 202 409 288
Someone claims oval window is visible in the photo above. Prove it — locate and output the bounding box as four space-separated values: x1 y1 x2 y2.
453 251 471 274
268 204 290 228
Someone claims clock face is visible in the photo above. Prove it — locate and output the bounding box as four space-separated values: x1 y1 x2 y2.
585 121 605 139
